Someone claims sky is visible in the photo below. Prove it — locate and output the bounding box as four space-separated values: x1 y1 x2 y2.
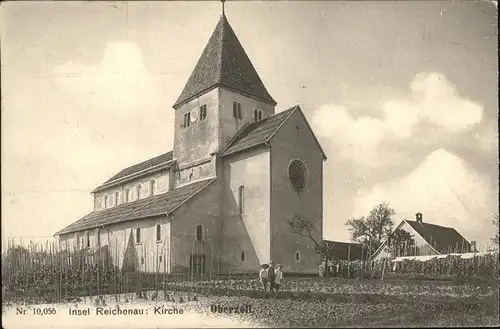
1 1 498 248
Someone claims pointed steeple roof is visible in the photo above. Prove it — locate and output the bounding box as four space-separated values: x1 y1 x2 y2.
173 14 276 108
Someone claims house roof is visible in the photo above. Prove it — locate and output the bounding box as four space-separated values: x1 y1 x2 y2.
173 14 276 108
93 151 174 192
405 220 471 254
220 105 327 160
371 219 471 259
56 178 215 236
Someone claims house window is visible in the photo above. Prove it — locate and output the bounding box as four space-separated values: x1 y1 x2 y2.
150 180 156 196
189 172 194 181
184 112 191 128
258 110 263 120
86 232 90 248
136 184 142 200
200 105 207 120
125 188 131 202
241 251 245 262
136 228 141 244
97 229 101 246
76 234 80 249
238 186 244 214
156 225 161 242
159 255 163 263
196 224 203 241
115 191 120 206
233 102 242 119
288 159 307 190
295 251 301 262
103 195 109 208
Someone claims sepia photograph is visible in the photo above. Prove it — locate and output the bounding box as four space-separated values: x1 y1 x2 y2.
1 1 498 328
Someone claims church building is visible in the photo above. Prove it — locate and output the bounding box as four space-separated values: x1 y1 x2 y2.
55 10 327 275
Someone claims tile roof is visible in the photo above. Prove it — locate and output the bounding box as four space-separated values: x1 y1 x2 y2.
405 220 471 253
56 178 215 236
95 151 174 191
173 14 276 107
220 106 297 157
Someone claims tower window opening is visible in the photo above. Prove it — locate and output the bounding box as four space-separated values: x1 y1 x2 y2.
184 112 191 127
200 105 207 120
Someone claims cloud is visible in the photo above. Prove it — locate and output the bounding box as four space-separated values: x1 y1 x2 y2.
353 149 495 243
473 119 498 154
406 72 483 131
312 72 485 166
53 40 160 112
312 104 386 166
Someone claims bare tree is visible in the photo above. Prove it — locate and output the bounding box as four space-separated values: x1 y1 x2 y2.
345 203 396 257
285 215 335 262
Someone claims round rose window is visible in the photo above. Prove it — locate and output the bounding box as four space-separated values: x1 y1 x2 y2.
288 159 307 189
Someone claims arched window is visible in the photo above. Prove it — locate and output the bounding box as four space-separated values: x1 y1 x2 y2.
115 191 120 206
196 224 203 241
295 251 301 262
241 251 245 262
136 228 141 244
97 229 101 246
238 186 244 214
149 180 156 196
136 184 142 200
125 188 130 202
103 195 109 208
156 225 161 242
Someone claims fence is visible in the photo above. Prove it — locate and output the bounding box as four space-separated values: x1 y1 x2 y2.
324 252 499 281
2 238 499 305
1 237 258 305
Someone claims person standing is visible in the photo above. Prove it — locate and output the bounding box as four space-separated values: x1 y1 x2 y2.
274 264 283 291
268 261 276 291
259 264 270 291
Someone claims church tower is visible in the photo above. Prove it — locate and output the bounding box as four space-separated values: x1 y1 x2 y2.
172 12 276 187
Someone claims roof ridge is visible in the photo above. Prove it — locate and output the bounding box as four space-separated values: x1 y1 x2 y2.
265 105 299 143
